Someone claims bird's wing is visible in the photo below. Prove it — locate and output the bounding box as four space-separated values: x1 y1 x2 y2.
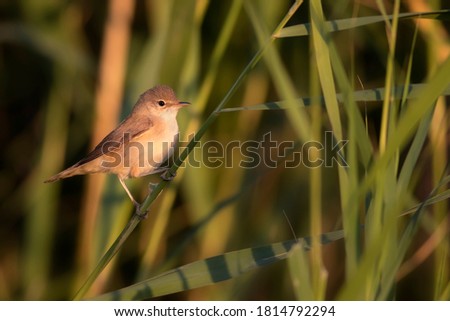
76 114 153 166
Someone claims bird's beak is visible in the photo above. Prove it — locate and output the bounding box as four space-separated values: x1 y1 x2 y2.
178 101 190 107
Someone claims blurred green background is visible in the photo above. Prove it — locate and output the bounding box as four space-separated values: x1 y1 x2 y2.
0 0 449 300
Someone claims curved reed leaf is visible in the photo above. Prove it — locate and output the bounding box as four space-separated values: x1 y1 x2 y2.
276 10 450 38
219 84 450 112
92 230 344 300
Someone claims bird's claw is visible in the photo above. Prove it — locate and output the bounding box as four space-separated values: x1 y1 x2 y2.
134 201 148 219
160 169 176 181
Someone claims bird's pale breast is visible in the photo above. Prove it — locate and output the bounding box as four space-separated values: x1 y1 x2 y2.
115 116 179 179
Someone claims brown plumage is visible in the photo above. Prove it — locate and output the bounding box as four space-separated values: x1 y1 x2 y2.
45 85 189 207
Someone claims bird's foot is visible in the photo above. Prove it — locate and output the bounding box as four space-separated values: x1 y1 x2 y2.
148 182 158 192
160 169 176 181
134 201 148 219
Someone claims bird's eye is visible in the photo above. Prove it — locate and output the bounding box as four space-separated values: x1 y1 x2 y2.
157 100 166 107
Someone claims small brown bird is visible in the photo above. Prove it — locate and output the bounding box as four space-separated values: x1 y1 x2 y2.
45 85 189 208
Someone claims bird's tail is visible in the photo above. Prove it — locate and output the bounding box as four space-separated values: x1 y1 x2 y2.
44 165 85 183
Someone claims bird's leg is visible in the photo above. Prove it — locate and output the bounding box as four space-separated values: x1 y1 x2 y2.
148 182 158 192
118 177 147 218
147 169 174 197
